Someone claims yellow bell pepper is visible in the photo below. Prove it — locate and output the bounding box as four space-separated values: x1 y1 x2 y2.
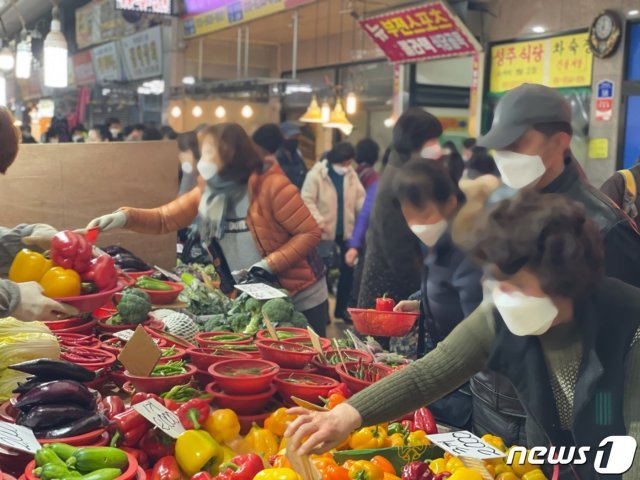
445 457 464 473
507 448 537 476
39 266 81 298
264 407 296 437
349 426 388 450
406 430 430 446
204 409 241 444
429 458 447 473
175 429 221 476
521 469 548 480
9 249 53 283
245 423 279 460
481 434 507 452
348 460 384 480
254 468 302 480
448 468 483 480
386 433 405 448
210 445 236 475
495 473 519 480
493 463 515 475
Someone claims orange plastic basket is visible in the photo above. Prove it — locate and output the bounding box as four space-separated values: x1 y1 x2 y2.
348 308 418 337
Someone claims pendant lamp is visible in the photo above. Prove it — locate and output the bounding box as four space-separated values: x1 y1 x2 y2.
299 95 323 123
324 99 353 131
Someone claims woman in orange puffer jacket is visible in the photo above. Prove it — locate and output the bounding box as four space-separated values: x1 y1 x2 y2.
87 123 329 334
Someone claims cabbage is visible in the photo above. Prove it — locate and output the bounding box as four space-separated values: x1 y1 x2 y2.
0 369 29 401
0 332 60 370
0 318 54 337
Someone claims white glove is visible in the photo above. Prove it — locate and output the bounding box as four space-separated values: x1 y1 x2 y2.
12 282 79 321
86 211 127 232
22 224 59 250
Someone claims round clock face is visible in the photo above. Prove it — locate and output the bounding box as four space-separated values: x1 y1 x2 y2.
595 14 614 40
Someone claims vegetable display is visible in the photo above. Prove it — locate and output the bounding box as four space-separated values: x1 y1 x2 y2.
32 444 130 480
106 288 152 325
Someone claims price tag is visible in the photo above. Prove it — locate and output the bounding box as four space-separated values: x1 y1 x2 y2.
427 431 506 460
132 398 185 439
113 329 135 342
118 325 162 377
235 283 287 300
0 421 41 454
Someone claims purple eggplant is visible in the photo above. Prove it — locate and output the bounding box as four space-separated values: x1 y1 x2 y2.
13 377 47 394
33 413 110 439
9 359 96 382
15 380 95 411
15 404 94 429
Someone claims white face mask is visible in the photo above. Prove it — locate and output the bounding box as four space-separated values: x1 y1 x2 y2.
491 286 558 336
421 143 443 160
410 220 448 247
181 162 194 174
493 150 546 189
332 165 351 176
109 128 120 138
197 161 218 180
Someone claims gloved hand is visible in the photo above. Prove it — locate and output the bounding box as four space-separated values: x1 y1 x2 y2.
86 211 127 232
12 282 79 321
22 224 59 250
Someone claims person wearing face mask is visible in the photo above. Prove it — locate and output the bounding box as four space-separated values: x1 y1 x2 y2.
285 191 640 480
176 131 201 197
390 159 482 429
86 123 329 335
357 108 443 311
70 125 86 143
275 122 308 189
301 142 365 322
106 118 124 142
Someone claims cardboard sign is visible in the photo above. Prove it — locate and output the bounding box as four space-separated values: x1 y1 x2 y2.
113 329 136 342
0 421 40 454
117 325 162 376
262 312 278 340
427 431 506 460
235 283 287 300
132 398 185 439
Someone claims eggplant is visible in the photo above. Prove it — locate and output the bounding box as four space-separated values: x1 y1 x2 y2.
13 377 48 394
16 404 94 429
33 413 110 439
15 380 95 411
9 359 96 382
114 254 151 272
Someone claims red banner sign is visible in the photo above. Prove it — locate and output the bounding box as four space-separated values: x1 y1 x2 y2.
359 1 480 64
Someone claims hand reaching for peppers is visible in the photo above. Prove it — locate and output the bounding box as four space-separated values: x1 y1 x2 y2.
12 281 79 321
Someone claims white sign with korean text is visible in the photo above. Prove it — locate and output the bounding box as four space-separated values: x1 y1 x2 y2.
132 398 185 439
121 26 163 80
0 421 40 454
235 283 287 300
92 42 123 83
427 431 506 460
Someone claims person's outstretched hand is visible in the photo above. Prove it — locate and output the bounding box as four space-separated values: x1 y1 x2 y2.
86 211 127 232
22 224 58 250
13 282 79 321
394 300 420 314
285 403 362 455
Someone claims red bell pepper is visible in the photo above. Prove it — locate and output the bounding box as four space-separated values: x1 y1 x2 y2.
140 428 176 462
214 453 264 480
151 456 182 480
101 395 125 420
51 230 93 274
121 447 150 469
163 399 182 411
110 408 152 447
401 420 415 432
328 383 353 399
176 398 210 430
132 392 163 405
375 294 395 312
82 255 118 290
191 473 213 480
413 407 437 434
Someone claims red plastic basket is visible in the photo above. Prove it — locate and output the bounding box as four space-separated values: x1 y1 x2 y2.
348 308 418 337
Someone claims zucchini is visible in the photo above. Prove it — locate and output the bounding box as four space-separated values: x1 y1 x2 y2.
48 443 79 462
33 464 81 480
77 468 122 480
35 446 66 467
66 447 128 473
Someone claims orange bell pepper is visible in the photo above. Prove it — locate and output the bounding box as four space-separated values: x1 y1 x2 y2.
322 464 350 480
370 456 395 475
265 408 296 437
326 393 346 409
204 409 241 444
272 455 293 469
383 474 401 480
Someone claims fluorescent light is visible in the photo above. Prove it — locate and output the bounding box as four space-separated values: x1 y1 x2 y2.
44 8 68 88
241 105 254 118
629 9 640 16
321 100 331 123
192 105 203 117
532 26 546 34
214 106 226 119
15 33 31 79
170 106 182 118
346 92 357 115
0 45 14 72
182 76 196 85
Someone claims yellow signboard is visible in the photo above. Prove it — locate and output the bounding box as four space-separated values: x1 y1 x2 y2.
489 32 593 93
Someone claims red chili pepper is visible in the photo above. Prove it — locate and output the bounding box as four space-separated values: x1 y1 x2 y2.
328 383 353 399
192 473 213 480
375 294 395 312
50 230 93 274
132 392 163 405
151 456 182 480
110 408 151 447
82 255 118 290
176 398 210 430
139 428 175 462
215 453 264 480
121 447 150 469
413 407 437 434
101 395 125 420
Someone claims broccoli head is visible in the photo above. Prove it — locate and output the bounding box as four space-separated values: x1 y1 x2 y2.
261 298 295 326
245 297 264 314
116 288 152 324
203 313 230 332
229 312 251 333
289 311 309 328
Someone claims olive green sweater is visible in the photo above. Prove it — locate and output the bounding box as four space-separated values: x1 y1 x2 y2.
348 301 640 478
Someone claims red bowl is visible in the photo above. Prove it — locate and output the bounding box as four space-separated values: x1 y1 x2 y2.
255 328 310 341
311 349 375 379
205 382 276 415
336 361 393 393
158 346 187 364
238 411 271 435
194 368 214 387
208 359 280 395
110 368 128 388
38 427 106 445
348 308 418 337
145 327 194 349
101 336 166 355
278 365 319 376
53 318 98 335
56 333 102 349
195 332 253 347
140 282 184 305
256 339 317 369
43 316 86 331
54 283 124 314
282 337 332 351
124 364 197 394
60 347 117 371
187 347 251 370
24 450 137 480
125 269 155 279
274 372 339 406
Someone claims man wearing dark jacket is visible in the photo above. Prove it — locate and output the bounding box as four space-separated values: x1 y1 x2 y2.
277 122 308 189
468 83 640 447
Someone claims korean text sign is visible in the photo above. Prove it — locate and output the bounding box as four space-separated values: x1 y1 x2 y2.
359 1 480 64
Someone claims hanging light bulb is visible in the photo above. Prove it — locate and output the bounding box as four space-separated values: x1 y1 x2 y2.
170 105 182 118
345 92 357 115
15 31 31 79
324 99 353 132
192 105 203 118
299 95 323 123
241 105 254 118
44 7 68 88
214 105 226 119
0 42 14 72
321 100 331 123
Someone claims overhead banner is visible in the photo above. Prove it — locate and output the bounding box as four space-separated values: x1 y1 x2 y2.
92 42 123 83
121 26 163 80
72 50 97 86
359 1 481 64
183 0 313 38
489 32 593 93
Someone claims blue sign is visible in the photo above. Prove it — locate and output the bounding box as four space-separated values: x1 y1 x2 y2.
597 80 614 99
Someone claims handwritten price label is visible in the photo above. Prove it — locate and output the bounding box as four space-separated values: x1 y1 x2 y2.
132 399 185 439
113 330 135 342
0 421 40 454
427 431 505 460
235 283 287 300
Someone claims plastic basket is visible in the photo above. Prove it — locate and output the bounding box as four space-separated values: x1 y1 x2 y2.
348 308 418 337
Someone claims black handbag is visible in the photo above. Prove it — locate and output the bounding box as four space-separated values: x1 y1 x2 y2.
317 240 340 270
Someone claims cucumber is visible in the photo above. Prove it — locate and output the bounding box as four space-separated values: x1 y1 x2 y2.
77 468 122 480
33 464 81 480
48 443 79 462
35 446 66 467
67 447 128 474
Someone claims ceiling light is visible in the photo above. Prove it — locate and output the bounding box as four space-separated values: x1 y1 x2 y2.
182 76 196 85
241 105 254 118
384 117 395 128
15 31 31 79
170 106 182 118
321 100 331 123
192 105 203 117
300 95 323 123
0 44 14 72
324 100 353 131
345 93 357 115
13 119 22 127
532 25 546 34
214 106 226 119
44 7 68 88
629 9 640 16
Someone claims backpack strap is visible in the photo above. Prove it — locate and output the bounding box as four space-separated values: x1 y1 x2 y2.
618 169 638 216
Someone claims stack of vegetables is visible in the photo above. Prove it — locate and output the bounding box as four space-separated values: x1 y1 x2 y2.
103 288 152 326
31 444 132 480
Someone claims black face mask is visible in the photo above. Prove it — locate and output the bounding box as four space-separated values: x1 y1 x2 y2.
283 139 299 153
